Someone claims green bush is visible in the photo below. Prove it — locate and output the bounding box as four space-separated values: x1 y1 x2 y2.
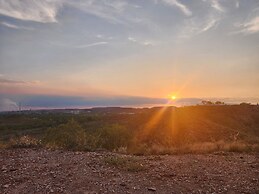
43 119 87 150
43 120 131 151
97 124 131 150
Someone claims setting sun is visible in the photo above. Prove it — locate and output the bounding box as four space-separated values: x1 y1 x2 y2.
170 95 177 100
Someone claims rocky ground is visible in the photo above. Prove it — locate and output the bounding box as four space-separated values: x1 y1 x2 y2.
0 148 258 194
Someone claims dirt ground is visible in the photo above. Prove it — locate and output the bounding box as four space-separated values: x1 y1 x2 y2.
0 148 258 194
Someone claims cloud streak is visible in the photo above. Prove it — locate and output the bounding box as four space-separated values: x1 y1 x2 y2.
0 0 61 23
235 16 259 34
75 42 108 48
0 0 137 25
1 21 33 30
201 18 219 32
128 37 155 46
0 77 40 85
161 0 192 16
211 0 225 12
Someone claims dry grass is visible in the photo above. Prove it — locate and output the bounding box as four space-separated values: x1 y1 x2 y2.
8 135 41 148
127 141 259 155
0 141 8 149
104 156 145 172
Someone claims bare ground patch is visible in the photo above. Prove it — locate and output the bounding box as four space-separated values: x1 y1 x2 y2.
0 149 258 194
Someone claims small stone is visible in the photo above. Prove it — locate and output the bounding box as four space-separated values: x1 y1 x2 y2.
148 187 156 192
3 184 10 188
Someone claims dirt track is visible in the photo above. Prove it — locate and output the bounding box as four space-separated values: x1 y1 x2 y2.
1 149 258 194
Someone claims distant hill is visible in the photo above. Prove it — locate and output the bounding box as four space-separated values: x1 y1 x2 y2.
1 105 259 151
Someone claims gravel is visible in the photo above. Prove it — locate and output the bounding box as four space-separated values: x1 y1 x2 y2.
0 148 258 194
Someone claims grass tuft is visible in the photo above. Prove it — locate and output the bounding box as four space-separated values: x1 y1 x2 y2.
104 156 145 172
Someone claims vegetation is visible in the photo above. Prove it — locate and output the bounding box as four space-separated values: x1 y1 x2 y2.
0 105 259 154
104 156 145 172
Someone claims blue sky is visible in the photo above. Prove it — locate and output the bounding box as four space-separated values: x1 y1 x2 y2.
0 0 259 110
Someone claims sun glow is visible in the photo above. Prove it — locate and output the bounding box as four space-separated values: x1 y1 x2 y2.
171 95 177 100
167 94 178 101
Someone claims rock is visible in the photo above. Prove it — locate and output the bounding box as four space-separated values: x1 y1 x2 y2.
3 184 10 188
148 187 156 191
120 182 126 187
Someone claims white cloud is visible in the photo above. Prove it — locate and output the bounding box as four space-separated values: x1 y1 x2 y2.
211 0 224 12
143 41 154 46
128 37 155 46
65 0 130 24
49 41 109 48
128 37 137 42
96 34 113 40
0 0 131 24
0 77 41 85
1 21 33 30
201 18 219 32
75 41 108 48
179 14 221 39
235 16 259 34
236 1 239 8
0 0 61 23
96 34 104 39
161 0 192 16
178 0 227 39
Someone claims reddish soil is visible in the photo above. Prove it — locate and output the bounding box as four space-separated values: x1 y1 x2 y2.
1 149 258 194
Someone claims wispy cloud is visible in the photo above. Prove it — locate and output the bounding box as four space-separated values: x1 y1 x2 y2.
1 21 33 30
235 0 239 8
142 41 155 46
178 0 226 39
0 77 40 85
160 0 192 16
0 0 61 23
128 37 155 46
96 34 113 40
75 42 108 48
128 37 137 42
0 78 27 84
234 16 259 35
65 0 130 24
201 18 219 32
0 0 142 25
180 15 220 39
211 0 225 12
49 41 109 49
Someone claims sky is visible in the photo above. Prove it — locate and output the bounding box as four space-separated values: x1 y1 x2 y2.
0 0 259 110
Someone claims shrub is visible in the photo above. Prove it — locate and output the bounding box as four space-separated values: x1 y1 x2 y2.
97 124 131 151
225 142 253 152
104 156 145 172
8 135 41 148
43 119 87 150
